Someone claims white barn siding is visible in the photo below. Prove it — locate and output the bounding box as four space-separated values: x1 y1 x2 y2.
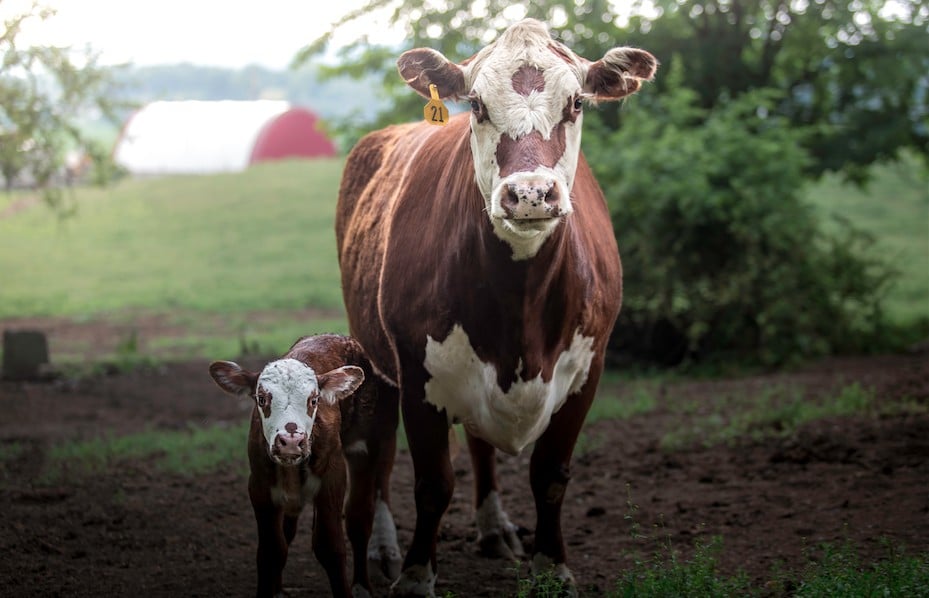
113 100 291 175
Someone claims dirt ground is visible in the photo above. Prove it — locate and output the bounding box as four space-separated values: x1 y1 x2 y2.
0 320 927 597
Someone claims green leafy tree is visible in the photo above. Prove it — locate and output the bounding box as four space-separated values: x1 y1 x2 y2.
620 0 929 183
1 1 125 210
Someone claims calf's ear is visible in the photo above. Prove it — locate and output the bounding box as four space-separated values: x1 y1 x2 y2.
209 361 258 397
584 47 658 101
317 365 365 405
398 48 467 100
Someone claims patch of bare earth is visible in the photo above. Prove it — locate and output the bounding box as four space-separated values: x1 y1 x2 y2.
0 317 926 596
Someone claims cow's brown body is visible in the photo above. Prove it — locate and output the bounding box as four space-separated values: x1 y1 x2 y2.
336 19 654 596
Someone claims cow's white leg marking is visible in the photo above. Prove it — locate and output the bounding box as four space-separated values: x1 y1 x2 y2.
531 553 578 598
423 326 595 455
475 490 524 558
367 493 402 581
390 563 436 597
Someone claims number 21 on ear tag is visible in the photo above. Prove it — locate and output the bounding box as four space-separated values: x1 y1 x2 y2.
424 84 449 126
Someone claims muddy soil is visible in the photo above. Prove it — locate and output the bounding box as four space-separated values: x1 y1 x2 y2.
0 334 926 596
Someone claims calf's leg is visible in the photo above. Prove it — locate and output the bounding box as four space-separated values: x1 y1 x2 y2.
251 499 288 598
313 472 351 598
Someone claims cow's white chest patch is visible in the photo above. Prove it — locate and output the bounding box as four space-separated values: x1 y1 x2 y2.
423 325 595 455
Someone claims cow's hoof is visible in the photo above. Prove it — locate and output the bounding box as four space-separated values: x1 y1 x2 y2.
478 526 525 560
369 549 403 582
388 564 436 597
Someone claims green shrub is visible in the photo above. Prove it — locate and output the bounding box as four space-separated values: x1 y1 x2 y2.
587 62 894 366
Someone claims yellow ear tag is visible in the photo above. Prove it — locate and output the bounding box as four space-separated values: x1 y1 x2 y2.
424 84 449 126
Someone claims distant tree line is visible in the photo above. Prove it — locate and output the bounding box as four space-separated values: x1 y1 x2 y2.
299 0 929 366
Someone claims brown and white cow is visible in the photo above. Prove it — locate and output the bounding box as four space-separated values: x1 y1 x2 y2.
336 19 657 597
209 334 398 598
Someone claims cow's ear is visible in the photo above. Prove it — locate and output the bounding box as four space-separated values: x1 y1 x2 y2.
317 365 365 405
584 47 657 101
209 361 258 397
398 48 467 100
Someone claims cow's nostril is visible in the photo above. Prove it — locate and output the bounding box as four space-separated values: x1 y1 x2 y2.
544 184 559 205
503 184 520 208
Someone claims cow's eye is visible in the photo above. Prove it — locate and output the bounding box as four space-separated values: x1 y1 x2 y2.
573 96 584 111
469 98 482 114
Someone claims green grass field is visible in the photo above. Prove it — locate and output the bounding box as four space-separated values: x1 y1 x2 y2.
0 158 346 318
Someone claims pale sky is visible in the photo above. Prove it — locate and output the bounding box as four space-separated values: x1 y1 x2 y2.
4 0 401 69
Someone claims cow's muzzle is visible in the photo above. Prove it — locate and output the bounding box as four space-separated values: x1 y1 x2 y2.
271 430 309 465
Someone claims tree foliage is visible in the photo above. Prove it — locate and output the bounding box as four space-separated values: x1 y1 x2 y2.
1 1 125 209
619 0 929 183
587 63 894 365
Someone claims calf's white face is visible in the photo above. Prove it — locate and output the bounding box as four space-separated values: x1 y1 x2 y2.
209 358 364 466
398 18 657 260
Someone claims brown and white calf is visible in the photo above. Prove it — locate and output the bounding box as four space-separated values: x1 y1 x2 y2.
209 334 399 598
336 18 657 596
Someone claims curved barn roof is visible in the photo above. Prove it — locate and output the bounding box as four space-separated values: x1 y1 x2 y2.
113 100 336 175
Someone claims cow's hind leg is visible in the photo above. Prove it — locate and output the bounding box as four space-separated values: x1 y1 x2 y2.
367 379 403 582
466 432 525 559
528 363 604 598
345 451 376 597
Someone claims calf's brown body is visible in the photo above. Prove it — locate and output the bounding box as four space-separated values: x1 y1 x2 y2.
210 334 394 598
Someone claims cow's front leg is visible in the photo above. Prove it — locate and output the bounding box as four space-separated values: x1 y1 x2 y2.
528 365 603 598
367 379 403 582
467 432 524 559
390 382 454 598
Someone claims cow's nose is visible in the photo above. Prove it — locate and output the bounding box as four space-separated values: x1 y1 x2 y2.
275 430 307 456
502 180 561 218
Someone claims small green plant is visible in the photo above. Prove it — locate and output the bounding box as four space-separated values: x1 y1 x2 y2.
513 560 570 598
788 539 929 597
616 536 753 597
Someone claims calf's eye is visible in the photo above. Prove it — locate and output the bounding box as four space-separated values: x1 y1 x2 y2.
573 96 584 111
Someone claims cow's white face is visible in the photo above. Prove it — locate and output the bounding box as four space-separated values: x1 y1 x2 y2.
398 19 657 260
209 358 364 466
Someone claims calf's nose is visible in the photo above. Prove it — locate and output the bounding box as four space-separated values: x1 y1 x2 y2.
275 429 307 456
